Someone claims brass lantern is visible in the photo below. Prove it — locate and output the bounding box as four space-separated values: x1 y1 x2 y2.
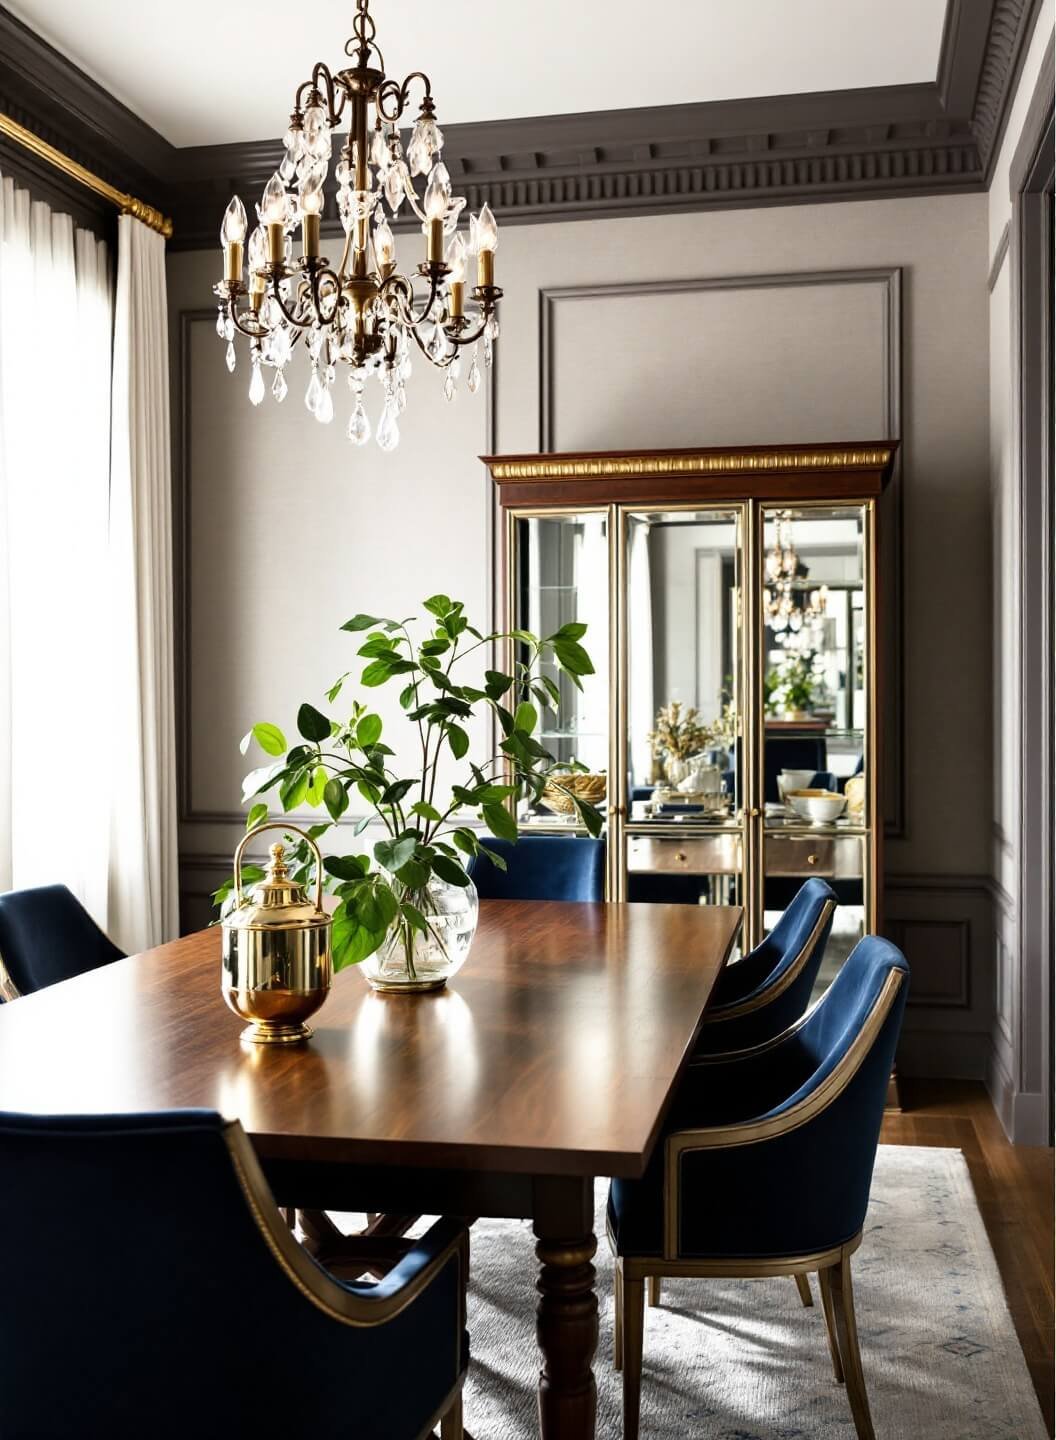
222 822 332 1046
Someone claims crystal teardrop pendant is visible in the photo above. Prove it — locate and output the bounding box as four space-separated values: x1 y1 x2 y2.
396 382 407 412
225 341 237 373
316 383 334 424
224 317 235 342
384 164 405 212
248 362 265 406
443 370 455 402
272 368 288 402
467 352 481 393
483 332 493 368
426 322 446 364
215 307 226 338
377 400 399 451
347 399 370 445
305 367 323 415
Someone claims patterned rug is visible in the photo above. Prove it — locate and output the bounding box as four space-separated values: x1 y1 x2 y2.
461 1146 1048 1439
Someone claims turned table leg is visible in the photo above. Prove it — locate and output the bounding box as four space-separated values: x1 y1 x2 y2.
533 1176 598 1439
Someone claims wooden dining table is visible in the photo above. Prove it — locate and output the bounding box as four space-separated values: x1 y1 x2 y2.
0 897 740 1439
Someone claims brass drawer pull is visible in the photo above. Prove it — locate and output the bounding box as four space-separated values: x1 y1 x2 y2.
675 851 687 863
807 853 819 866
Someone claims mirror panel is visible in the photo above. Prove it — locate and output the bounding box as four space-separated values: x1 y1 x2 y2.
512 512 610 830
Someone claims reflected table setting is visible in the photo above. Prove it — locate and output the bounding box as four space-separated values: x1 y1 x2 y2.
0 897 741 1440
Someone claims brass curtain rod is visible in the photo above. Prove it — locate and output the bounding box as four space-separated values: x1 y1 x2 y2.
0 110 173 238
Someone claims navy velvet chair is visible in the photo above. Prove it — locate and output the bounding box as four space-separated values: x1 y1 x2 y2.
607 935 909 1440
0 883 124 999
693 878 837 1055
470 834 605 902
0 1109 468 1439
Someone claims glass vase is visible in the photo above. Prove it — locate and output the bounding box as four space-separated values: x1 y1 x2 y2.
360 873 479 993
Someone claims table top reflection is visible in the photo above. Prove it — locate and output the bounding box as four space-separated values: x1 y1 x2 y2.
0 900 740 1180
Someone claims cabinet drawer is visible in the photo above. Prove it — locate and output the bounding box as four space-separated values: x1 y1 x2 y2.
627 835 741 875
765 835 862 879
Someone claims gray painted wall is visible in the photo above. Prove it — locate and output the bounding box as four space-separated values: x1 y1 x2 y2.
168 189 992 1078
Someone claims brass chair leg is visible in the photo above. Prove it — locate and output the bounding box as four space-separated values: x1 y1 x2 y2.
817 1266 845 1384
829 1251 876 1440
794 1272 813 1307
440 1391 463 1440
647 1275 662 1307
622 1275 645 1440
614 1261 624 1371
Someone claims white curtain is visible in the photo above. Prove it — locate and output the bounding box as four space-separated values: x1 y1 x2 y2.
0 182 178 954
0 177 113 915
107 215 178 953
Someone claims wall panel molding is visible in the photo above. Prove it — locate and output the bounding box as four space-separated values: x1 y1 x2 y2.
537 267 906 837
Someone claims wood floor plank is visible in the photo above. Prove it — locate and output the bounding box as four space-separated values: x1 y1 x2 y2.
881 1080 1054 1437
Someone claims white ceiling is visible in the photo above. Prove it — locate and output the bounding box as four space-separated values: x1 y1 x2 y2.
7 0 949 148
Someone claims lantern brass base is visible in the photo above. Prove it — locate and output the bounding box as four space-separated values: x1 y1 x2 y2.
240 1020 314 1046
368 977 448 994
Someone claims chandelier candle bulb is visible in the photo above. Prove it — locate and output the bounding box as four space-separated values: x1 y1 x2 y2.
426 217 444 264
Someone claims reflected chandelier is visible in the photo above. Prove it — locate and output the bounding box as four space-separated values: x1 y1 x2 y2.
764 510 828 634
214 0 502 451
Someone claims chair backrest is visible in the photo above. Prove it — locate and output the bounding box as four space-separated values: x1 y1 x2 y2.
774 934 909 1243
0 884 125 996
710 878 836 1042
470 835 606 902
0 1110 461 1438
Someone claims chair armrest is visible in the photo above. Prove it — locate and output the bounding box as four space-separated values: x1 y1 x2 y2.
345 1218 468 1306
699 899 834 1023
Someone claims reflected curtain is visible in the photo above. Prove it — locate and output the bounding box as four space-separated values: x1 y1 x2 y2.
628 520 653 787
107 215 178 953
0 175 113 914
573 517 609 774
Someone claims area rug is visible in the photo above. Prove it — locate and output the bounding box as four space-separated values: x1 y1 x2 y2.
461 1146 1048 1439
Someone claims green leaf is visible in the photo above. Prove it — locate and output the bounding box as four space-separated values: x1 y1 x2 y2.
514 701 538 734
482 802 518 842
356 713 383 748
280 768 309 812
353 815 372 836
411 801 443 823
341 613 385 632
396 857 430 889
358 779 380 806
297 703 331 743
326 673 349 704
244 722 287 757
324 854 370 881
374 835 417 873
478 841 508 872
485 670 514 699
324 778 349 820
573 796 604 838
357 634 403 660
433 854 471 887
245 802 268 831
361 659 393 687
381 778 415 805
306 765 328 806
552 621 587 641
552 637 594 680
451 827 479 857
447 723 470 760
423 593 453 617
241 761 285 800
399 683 417 709
419 637 451 656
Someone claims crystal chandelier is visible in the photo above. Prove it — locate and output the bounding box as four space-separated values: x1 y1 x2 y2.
214 0 502 451
764 511 828 633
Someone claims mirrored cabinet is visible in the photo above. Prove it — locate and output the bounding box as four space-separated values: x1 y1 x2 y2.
485 443 897 966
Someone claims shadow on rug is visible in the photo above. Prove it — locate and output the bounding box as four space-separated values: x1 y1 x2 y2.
462 1145 1048 1439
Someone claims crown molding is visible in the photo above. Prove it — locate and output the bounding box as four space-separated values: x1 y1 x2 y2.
0 0 1048 245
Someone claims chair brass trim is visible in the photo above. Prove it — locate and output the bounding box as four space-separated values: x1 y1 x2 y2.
689 996 822 1065
486 448 895 484
607 1212 862 1280
0 952 20 1001
0 110 173 238
222 1120 467 1329
664 968 903 1257
701 899 835 1022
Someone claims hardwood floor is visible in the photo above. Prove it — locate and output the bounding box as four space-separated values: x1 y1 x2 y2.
882 1079 1054 1435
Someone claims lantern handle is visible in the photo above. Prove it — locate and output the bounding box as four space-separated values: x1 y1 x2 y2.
234 821 325 912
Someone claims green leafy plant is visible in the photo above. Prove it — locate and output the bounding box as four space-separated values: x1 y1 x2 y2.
764 651 821 716
214 594 602 972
